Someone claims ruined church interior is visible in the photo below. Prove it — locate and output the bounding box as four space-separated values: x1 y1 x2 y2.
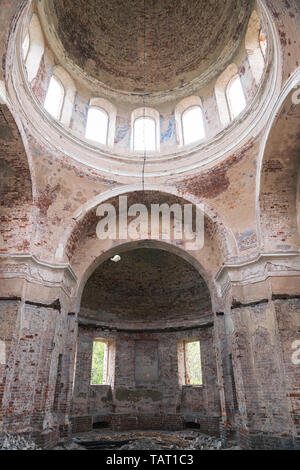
0 0 299 452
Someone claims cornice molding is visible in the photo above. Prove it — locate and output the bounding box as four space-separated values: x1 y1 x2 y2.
215 251 300 297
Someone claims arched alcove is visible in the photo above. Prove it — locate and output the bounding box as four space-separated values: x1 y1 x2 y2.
79 241 213 329
71 240 220 432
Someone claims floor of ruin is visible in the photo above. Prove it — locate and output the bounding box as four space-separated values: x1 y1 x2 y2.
54 429 241 450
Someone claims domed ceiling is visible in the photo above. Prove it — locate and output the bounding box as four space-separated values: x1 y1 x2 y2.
80 248 211 327
45 0 254 93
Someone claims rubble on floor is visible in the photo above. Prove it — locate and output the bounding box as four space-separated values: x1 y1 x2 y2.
0 433 41 450
54 429 241 451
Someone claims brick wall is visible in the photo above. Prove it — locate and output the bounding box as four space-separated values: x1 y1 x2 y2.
229 298 300 449
71 324 220 434
0 300 77 448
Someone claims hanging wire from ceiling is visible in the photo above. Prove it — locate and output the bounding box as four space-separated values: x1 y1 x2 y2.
142 0 147 196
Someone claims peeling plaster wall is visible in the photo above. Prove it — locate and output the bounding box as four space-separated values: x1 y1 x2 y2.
0 0 299 450
228 298 300 449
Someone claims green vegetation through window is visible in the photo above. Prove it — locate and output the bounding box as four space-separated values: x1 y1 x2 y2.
185 341 202 385
91 341 107 385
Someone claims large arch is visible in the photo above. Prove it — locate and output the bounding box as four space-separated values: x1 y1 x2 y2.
61 187 237 311
72 240 221 435
63 185 236 261
257 69 300 252
0 103 33 254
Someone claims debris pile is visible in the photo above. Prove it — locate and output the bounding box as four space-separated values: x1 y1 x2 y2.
68 430 241 451
0 433 41 450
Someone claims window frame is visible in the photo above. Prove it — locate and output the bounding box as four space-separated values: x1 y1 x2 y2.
86 97 117 148
24 13 45 84
226 74 247 121
133 115 157 152
131 107 160 153
183 340 203 387
22 32 30 62
178 339 203 387
175 96 205 147
85 105 110 146
181 105 206 146
90 339 109 386
259 29 267 59
245 10 266 85
215 63 238 128
44 75 65 121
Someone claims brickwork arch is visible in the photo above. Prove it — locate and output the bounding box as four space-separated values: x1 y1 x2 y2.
257 70 300 251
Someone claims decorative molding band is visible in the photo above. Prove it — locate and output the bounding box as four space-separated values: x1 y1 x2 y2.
0 253 77 282
25 298 61 311
272 294 300 301
231 298 269 310
215 252 300 298
0 253 77 298
215 252 300 281
78 317 214 333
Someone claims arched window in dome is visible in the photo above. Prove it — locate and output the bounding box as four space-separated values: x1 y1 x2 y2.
245 10 266 86
182 106 205 146
215 64 239 128
131 108 160 152
175 96 205 147
226 75 246 120
85 107 109 145
133 117 156 152
24 13 44 84
22 33 30 62
260 29 267 59
44 76 65 120
44 67 76 127
85 98 116 147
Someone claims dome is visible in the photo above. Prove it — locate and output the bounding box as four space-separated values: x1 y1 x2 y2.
44 0 254 93
12 0 277 177
81 248 211 328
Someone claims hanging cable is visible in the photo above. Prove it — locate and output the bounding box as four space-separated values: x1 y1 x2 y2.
142 0 147 196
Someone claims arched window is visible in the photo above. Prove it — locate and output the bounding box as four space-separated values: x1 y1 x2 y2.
260 29 267 59
175 96 205 147
133 117 156 152
22 33 30 62
215 64 238 128
85 107 109 145
47 66 76 127
24 13 44 84
85 98 116 147
226 75 246 120
245 10 266 85
44 76 65 120
131 108 160 152
182 106 205 145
